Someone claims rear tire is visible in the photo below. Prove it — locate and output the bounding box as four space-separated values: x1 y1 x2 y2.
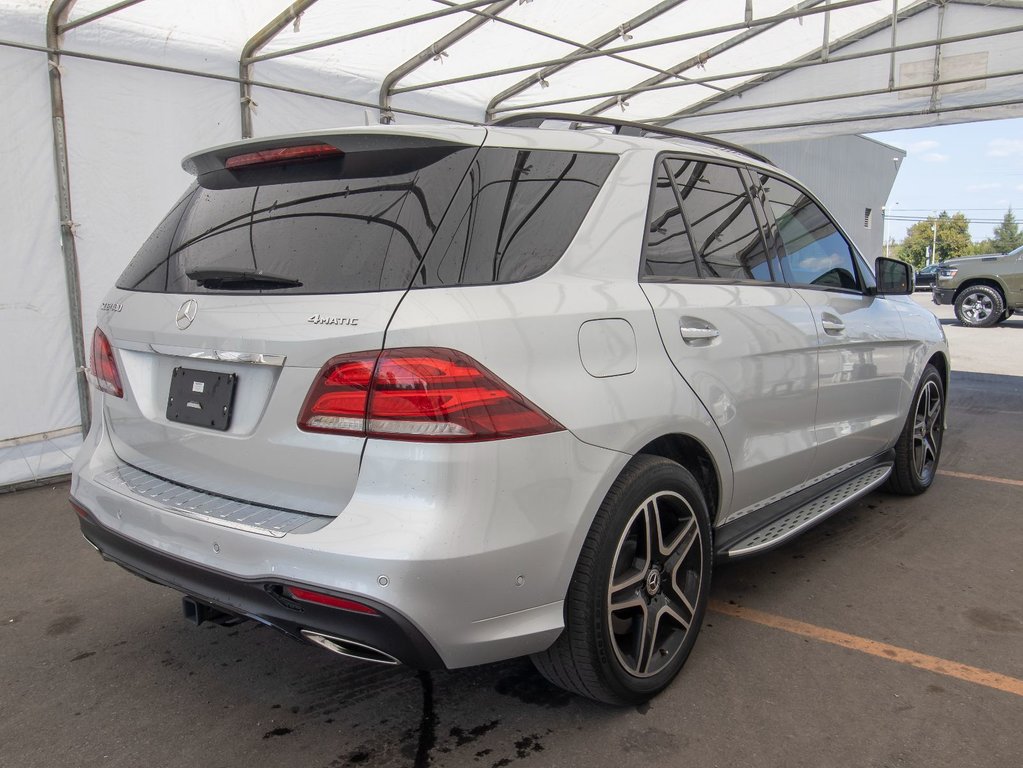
531 455 712 705
954 285 1004 327
885 364 944 495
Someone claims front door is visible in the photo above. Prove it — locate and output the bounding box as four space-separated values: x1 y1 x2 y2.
755 173 911 477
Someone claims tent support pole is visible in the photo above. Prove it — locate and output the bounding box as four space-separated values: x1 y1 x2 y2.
584 0 830 117
58 0 145 34
496 14 1017 117
240 1 321 139
484 0 690 122
46 0 91 437
660 0 933 123
649 66 1023 121
430 0 726 114
393 0 877 95
687 95 1023 135
929 2 947 112
888 0 898 90
249 0 502 65
378 0 516 123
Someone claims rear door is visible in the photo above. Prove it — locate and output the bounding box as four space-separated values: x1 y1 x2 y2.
754 172 911 476
101 132 482 515
639 157 819 518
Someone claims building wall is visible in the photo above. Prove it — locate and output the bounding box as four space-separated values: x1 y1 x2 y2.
747 135 906 260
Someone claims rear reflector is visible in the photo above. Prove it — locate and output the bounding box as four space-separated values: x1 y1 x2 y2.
298 348 564 442
70 498 91 520
225 144 342 170
90 328 123 398
286 586 379 615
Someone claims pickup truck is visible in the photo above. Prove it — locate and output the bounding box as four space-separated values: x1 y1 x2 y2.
932 245 1023 327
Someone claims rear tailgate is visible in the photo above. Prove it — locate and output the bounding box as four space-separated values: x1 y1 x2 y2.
99 128 484 516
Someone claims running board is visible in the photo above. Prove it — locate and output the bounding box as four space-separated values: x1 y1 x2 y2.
726 465 892 558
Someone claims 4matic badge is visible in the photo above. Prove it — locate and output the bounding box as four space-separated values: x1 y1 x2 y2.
307 314 359 326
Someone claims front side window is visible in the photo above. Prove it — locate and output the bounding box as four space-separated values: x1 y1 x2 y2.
761 176 860 291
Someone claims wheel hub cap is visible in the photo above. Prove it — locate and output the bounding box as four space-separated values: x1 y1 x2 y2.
645 568 662 596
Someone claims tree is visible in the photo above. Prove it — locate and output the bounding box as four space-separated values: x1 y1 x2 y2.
898 211 973 268
971 238 998 255
991 208 1023 253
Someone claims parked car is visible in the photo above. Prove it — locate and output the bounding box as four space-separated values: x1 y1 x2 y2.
71 114 950 705
915 263 939 290
932 246 1023 326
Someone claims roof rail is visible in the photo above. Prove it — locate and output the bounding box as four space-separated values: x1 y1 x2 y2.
489 111 773 166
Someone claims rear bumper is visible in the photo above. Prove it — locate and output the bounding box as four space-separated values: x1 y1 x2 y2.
70 405 627 669
74 500 443 668
932 286 955 305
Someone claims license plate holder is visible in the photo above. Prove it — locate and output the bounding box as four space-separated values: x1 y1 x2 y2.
166 367 237 431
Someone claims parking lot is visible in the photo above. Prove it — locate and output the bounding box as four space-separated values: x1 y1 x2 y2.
2 293 1020 768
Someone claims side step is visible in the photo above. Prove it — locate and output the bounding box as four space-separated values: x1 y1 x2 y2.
726 465 892 558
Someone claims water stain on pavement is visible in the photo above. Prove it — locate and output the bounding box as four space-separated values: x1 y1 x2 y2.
46 615 82 636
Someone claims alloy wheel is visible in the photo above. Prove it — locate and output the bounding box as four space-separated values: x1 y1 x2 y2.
960 291 995 323
606 491 702 678
912 379 942 483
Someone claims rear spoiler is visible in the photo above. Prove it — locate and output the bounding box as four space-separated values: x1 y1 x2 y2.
182 127 487 186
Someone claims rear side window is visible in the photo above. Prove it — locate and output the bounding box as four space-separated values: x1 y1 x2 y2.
641 161 698 279
642 158 772 281
760 176 860 291
415 148 617 287
116 144 477 295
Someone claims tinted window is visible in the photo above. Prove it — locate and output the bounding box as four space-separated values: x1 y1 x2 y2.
415 148 617 287
641 161 698 279
674 160 772 281
762 176 860 291
117 144 476 294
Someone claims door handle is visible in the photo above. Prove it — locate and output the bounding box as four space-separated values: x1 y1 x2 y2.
679 318 720 344
821 315 845 334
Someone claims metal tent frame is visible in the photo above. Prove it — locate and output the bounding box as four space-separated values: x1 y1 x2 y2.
7 0 1022 437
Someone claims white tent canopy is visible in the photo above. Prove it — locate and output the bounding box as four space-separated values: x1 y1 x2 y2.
2 0 1022 484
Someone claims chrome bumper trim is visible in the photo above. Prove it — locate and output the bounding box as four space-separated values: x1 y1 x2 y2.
95 464 330 537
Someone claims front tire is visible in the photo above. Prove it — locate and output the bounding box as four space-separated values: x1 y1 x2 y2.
531 455 712 705
954 285 1004 327
885 364 944 495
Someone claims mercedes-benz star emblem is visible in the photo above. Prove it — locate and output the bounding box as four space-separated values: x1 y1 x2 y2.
175 299 198 330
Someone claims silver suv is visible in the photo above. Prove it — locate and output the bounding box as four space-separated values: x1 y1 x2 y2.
71 114 949 705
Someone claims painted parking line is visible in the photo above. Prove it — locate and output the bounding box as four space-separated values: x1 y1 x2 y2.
708 600 1023 698
937 469 1023 488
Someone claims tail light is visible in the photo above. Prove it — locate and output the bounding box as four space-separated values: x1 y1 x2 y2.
90 328 123 398
225 144 342 169
298 348 563 442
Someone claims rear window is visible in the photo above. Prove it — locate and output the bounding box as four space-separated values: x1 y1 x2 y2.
116 142 477 295
118 144 616 296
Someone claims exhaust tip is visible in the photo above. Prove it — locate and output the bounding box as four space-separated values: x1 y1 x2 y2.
300 630 400 666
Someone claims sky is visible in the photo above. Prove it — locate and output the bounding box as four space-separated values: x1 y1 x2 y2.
866 117 1023 245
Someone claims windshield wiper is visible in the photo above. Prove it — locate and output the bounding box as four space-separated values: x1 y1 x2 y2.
186 268 302 290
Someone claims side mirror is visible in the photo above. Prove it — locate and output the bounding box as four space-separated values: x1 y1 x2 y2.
875 257 912 295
